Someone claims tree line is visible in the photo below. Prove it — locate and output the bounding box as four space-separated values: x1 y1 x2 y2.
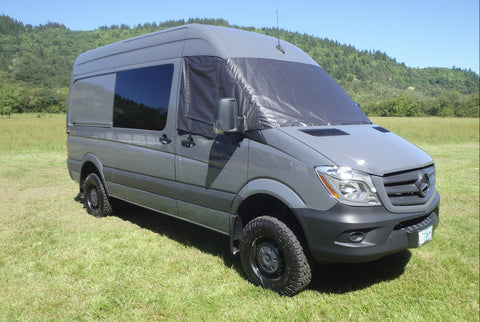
0 15 478 117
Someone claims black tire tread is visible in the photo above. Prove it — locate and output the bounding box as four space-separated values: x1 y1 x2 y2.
83 173 113 218
240 216 311 296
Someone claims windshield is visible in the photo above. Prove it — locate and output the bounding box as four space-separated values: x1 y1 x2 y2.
178 56 371 138
229 58 371 128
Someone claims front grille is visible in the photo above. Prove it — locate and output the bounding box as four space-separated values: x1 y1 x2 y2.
382 165 436 206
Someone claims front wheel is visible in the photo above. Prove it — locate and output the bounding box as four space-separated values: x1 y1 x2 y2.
240 216 312 296
83 173 113 217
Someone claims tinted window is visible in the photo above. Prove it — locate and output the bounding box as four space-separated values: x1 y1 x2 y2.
69 74 115 125
114 64 174 131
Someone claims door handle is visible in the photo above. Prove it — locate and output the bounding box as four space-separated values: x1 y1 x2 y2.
181 134 196 148
159 134 172 144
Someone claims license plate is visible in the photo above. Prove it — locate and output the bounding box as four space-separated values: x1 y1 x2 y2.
418 225 433 247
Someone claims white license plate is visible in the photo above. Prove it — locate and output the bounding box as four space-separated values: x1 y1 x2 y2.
418 225 433 247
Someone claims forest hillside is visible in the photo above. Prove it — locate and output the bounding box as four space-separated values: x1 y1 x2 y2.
0 15 478 117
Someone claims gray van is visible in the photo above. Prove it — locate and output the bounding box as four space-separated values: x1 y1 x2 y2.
67 24 440 296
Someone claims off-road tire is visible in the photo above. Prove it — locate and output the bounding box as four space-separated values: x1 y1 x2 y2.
240 216 312 296
83 173 113 217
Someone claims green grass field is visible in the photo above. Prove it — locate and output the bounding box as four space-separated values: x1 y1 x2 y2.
0 114 478 320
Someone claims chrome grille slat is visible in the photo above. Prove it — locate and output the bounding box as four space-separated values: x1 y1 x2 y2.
382 172 418 185
388 195 428 206
385 183 419 195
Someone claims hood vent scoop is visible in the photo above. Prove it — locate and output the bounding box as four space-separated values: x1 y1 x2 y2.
373 126 390 133
299 128 349 137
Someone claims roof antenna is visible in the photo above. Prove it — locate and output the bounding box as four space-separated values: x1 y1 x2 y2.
276 10 285 54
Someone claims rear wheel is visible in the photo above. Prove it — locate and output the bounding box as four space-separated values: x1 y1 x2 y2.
83 173 113 217
240 216 311 296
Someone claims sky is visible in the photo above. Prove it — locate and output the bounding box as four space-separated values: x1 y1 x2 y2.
2 0 479 74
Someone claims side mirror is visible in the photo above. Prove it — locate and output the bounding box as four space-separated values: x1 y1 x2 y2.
214 98 244 135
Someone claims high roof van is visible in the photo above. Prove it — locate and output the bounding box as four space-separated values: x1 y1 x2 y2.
67 24 440 296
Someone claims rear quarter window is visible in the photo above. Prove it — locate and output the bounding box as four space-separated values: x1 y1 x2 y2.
69 74 116 125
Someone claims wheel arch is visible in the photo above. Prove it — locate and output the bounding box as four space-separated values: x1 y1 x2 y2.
79 154 109 195
230 179 310 256
233 179 306 213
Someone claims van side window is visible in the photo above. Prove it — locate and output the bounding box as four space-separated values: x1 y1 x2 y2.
69 74 116 125
113 64 174 131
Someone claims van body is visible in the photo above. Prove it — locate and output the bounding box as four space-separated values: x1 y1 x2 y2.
67 24 440 296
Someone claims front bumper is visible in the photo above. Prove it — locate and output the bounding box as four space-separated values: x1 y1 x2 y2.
294 192 440 263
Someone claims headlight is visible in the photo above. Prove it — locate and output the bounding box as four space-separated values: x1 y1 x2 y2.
315 166 381 206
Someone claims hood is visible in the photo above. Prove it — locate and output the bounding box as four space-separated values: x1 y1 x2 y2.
278 124 433 176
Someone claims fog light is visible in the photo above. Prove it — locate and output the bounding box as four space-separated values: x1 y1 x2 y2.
348 232 366 243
